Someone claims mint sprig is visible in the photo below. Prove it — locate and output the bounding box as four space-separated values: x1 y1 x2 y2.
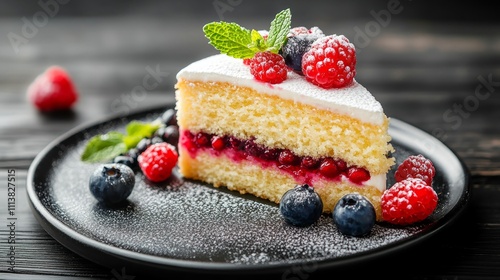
203 8 291 59
266 8 292 53
203 22 255 59
81 121 161 163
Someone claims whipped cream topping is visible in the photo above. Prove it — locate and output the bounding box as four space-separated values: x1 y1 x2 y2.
362 173 386 193
177 54 385 125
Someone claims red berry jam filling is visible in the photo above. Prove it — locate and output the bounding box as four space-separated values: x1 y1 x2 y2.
180 130 371 185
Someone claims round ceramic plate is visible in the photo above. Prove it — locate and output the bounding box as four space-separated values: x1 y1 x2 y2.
27 104 470 276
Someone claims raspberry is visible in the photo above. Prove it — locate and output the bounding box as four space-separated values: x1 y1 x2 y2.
27 66 78 112
195 132 210 147
211 135 226 151
319 158 339 178
248 52 288 84
300 156 320 170
301 35 356 89
395 154 436 185
278 149 299 165
138 142 178 182
381 178 438 225
347 167 370 183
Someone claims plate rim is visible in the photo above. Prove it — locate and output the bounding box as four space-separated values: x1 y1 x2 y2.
26 104 471 275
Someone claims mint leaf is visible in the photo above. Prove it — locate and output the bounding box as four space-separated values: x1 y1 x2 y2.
248 29 268 53
123 121 161 149
266 8 291 53
81 132 127 163
203 22 256 59
80 121 160 163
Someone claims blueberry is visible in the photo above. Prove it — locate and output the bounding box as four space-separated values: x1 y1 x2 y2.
155 125 179 146
160 109 177 126
135 138 152 154
281 34 322 74
113 155 137 169
151 136 164 144
127 148 140 162
333 193 376 237
279 184 323 227
89 163 135 205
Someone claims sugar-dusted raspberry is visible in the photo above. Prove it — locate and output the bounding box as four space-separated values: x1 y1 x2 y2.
395 154 436 185
27 66 78 112
138 142 178 182
248 51 288 84
381 178 438 225
211 135 226 151
301 35 356 89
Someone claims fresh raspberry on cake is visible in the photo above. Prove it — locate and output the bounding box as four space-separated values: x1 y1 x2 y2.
138 142 178 182
27 66 78 112
381 178 438 225
395 154 436 185
302 35 356 89
248 52 288 84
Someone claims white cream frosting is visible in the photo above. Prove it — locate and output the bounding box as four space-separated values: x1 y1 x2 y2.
363 173 387 193
176 54 385 125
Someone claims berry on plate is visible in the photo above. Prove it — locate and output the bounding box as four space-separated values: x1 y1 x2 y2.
279 184 323 227
89 163 135 205
138 142 178 182
333 193 376 237
302 35 356 89
27 66 78 112
395 154 436 185
248 51 288 84
381 178 438 225
113 155 137 170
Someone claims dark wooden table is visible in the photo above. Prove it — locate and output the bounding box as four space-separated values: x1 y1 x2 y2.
1 1 499 279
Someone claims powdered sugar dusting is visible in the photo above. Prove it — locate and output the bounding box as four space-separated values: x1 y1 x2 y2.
29 107 467 272
37 143 423 268
43 157 422 265
176 54 385 125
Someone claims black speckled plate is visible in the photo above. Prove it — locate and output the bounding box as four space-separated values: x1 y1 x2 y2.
27 103 470 276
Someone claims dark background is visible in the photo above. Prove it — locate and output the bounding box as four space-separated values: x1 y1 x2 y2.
1 1 500 279
2 0 498 122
